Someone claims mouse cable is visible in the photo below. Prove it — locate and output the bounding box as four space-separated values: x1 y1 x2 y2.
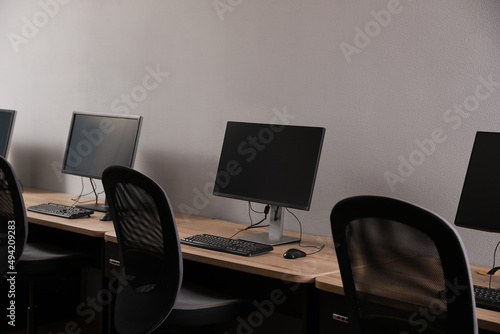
488 239 500 289
285 208 325 254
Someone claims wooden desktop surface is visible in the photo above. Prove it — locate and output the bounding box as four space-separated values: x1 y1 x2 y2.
315 263 500 332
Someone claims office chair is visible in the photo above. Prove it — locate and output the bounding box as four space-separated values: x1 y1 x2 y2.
102 166 251 334
0 156 89 334
330 196 477 334
0 156 27 276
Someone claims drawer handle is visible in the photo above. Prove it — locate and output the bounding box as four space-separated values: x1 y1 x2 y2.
109 259 120 267
332 313 348 323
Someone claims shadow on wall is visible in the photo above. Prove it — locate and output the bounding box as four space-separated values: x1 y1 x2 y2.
137 148 222 216
9 143 68 192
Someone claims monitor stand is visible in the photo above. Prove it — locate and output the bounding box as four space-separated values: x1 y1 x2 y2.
77 199 113 221
238 206 300 246
76 202 107 212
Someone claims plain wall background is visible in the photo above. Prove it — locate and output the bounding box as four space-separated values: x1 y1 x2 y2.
1 0 500 266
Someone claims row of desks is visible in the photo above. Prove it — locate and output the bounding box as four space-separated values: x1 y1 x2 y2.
23 187 500 333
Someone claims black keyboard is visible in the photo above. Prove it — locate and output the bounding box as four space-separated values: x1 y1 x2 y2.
180 234 273 257
27 203 94 219
474 285 500 312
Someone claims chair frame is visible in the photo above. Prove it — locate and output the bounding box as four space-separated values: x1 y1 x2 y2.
103 166 252 334
2 156 90 334
330 195 477 334
0 156 28 276
103 165 183 334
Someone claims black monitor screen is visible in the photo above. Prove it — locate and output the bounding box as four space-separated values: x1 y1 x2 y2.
61 112 142 179
455 131 500 233
0 109 16 158
213 121 325 211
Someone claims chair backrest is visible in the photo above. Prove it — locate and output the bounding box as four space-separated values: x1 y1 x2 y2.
330 196 477 334
102 166 183 334
0 156 27 276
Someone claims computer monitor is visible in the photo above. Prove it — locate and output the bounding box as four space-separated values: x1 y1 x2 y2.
455 131 500 233
213 121 325 245
61 112 143 212
0 109 16 158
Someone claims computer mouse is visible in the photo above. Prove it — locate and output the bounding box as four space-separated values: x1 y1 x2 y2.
283 248 307 259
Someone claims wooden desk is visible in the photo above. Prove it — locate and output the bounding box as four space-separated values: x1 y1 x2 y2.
22 187 500 333
23 187 339 333
105 212 338 283
24 187 339 284
315 264 500 333
23 187 113 237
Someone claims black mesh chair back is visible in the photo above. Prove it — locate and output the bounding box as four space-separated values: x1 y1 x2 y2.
1 157 90 334
102 166 183 334
330 196 477 334
0 156 27 276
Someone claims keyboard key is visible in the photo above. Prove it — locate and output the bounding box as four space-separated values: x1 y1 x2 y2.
474 285 500 312
27 202 94 219
181 234 273 257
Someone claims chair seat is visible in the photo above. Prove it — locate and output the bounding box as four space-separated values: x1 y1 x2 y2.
15 243 89 274
166 282 251 326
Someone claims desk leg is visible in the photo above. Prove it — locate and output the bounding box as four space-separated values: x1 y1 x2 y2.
302 284 319 334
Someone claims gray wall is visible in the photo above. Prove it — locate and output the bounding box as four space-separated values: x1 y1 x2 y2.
1 0 499 266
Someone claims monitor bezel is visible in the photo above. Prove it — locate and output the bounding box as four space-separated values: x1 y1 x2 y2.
454 131 500 233
0 109 16 158
61 111 143 180
212 121 326 211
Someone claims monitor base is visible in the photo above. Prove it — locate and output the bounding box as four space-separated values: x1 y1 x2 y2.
76 203 108 213
239 233 299 246
99 211 113 221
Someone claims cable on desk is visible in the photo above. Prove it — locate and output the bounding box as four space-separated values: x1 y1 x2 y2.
228 203 270 239
71 177 105 207
248 202 270 228
70 177 88 206
228 203 326 256
489 239 500 289
286 208 325 255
